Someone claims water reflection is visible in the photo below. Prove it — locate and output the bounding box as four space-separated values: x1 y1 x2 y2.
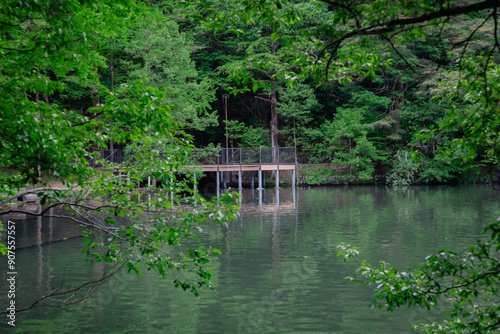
1 185 499 333
0 205 83 249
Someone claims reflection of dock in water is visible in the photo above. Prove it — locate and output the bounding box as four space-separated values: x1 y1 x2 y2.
239 200 296 215
236 187 298 215
0 205 84 249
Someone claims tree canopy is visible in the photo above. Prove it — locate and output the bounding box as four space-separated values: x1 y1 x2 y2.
0 0 238 305
1 0 499 328
181 0 500 332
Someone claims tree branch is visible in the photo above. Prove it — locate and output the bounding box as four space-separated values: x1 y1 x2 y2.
427 268 500 295
319 0 499 73
255 96 271 103
0 264 124 314
340 0 498 35
381 35 415 72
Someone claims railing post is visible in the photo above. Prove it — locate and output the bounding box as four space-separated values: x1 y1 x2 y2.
216 168 220 190
276 147 280 188
238 168 242 191
217 155 220 191
127 171 130 201
294 146 298 186
258 168 262 189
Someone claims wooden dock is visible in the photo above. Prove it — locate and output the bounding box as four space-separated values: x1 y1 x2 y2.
188 147 298 189
191 164 296 172
90 147 298 189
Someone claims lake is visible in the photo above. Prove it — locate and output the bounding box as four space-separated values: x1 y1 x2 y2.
1 185 499 333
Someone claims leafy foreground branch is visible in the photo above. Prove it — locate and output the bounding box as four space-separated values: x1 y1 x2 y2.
1 144 241 298
337 220 500 334
0 0 240 314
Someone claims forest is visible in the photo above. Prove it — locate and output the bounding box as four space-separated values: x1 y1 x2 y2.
32 0 497 185
2 1 497 187
1 1 499 333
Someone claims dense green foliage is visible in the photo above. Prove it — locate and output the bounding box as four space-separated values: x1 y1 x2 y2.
158 0 498 184
174 0 499 333
1 0 499 329
0 0 238 302
3 1 496 185
338 220 500 333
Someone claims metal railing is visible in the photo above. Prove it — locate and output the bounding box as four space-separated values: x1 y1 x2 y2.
89 147 297 167
220 147 296 165
88 149 125 167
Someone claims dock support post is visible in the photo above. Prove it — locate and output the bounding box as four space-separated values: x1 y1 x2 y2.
238 170 242 190
258 169 262 189
127 171 130 201
147 176 151 187
292 168 296 188
223 171 227 189
170 178 174 202
216 170 220 191
251 171 254 189
275 169 279 188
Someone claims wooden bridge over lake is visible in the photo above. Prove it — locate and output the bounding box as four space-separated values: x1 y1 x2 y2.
90 147 298 189
190 147 297 189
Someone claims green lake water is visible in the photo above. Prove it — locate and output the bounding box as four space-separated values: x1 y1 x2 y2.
1 185 499 333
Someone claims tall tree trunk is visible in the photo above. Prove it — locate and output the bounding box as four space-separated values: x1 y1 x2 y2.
110 54 115 162
91 87 100 108
270 77 278 149
270 41 278 165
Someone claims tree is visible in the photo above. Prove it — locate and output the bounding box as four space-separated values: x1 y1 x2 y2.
187 0 500 332
278 83 321 151
0 0 238 311
105 8 219 132
337 220 500 333
323 107 383 181
196 0 325 152
298 0 500 332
